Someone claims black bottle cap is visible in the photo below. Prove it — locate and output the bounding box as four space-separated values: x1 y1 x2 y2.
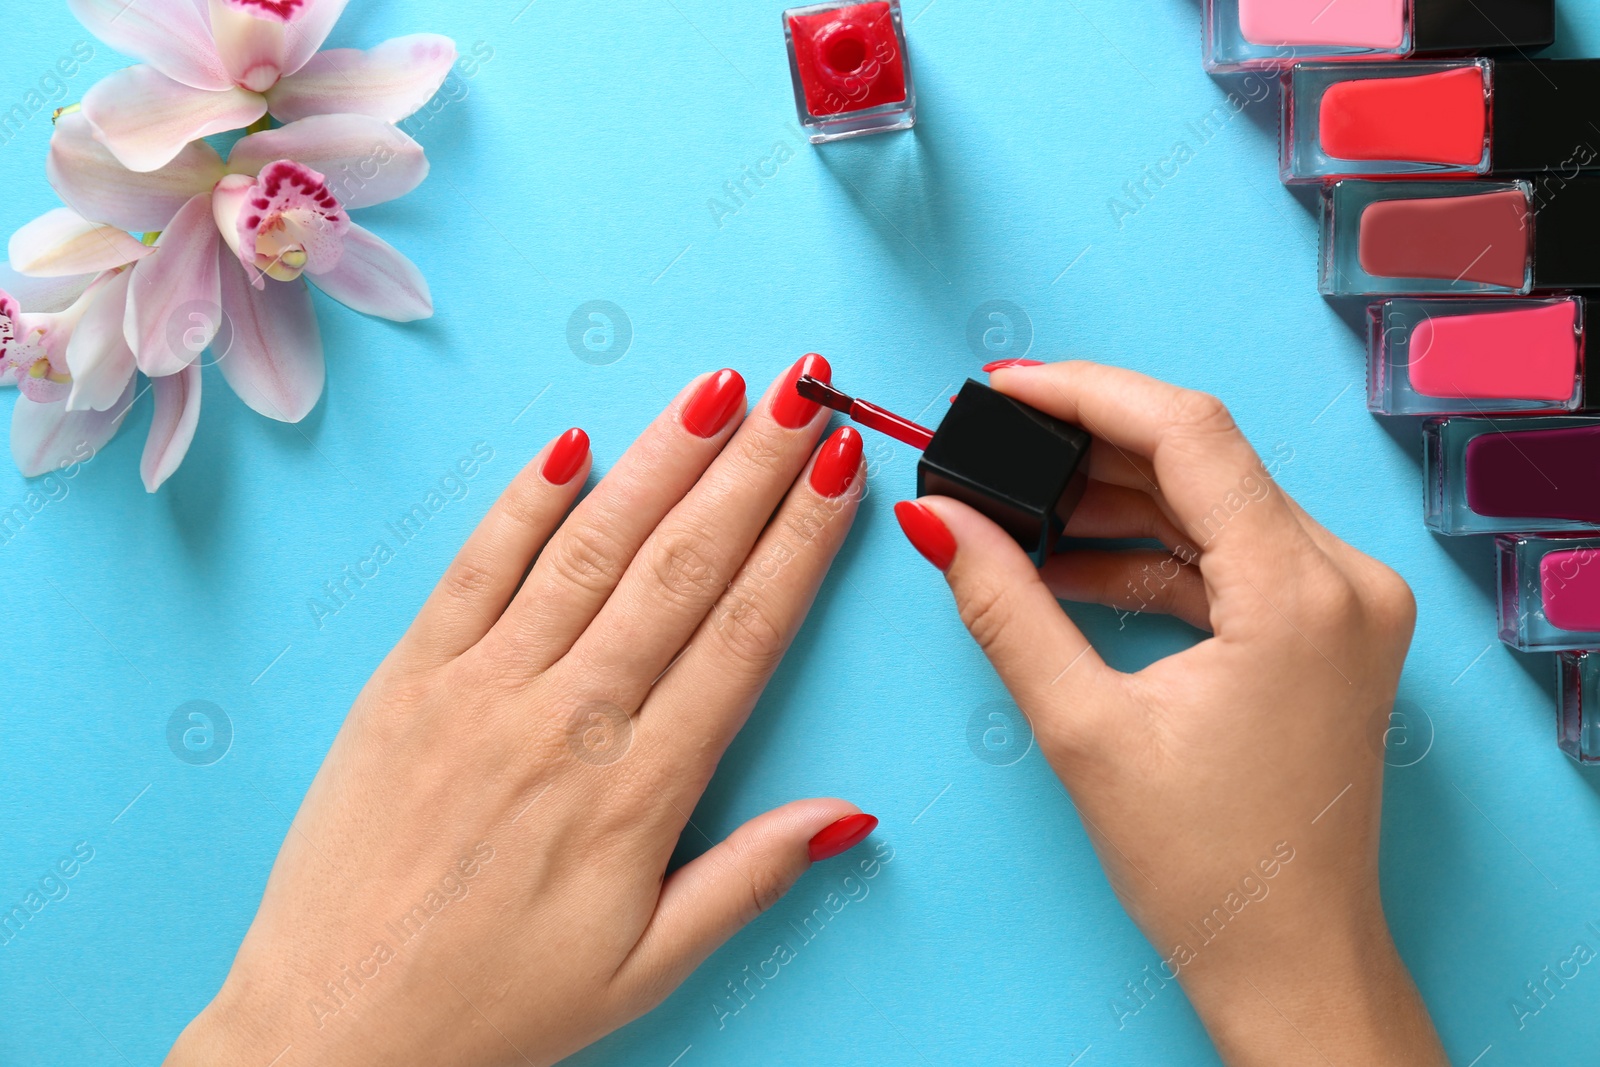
917 380 1091 565
1413 0 1554 55
1532 177 1600 290
1492 61 1600 174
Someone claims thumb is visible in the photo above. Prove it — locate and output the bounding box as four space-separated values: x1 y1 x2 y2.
895 496 1114 724
612 800 878 1004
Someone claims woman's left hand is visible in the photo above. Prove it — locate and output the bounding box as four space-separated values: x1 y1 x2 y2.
164 358 874 1067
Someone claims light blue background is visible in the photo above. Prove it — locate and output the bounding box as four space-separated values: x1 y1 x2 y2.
3 1 1598 1064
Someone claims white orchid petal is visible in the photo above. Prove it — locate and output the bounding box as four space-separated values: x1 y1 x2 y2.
208 0 289 92
8 209 151 278
66 269 137 411
141 361 201 492
49 113 225 233
125 194 222 378
0 265 96 314
267 35 458 124
282 0 351 75
211 174 255 263
68 0 231 90
216 246 323 422
229 115 427 209
10 377 133 478
308 224 431 323
83 66 267 174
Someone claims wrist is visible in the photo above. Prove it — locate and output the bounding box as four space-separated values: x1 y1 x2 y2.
1176 910 1444 1067
164 975 294 1067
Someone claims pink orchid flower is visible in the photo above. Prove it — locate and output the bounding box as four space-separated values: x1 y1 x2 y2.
1 248 200 493
71 0 456 172
27 111 433 427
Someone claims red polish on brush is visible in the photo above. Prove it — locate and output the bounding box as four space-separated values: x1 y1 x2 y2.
796 375 934 449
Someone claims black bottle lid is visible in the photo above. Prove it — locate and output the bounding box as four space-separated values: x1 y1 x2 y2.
1492 61 1600 175
1413 0 1554 55
1532 177 1600 291
917 380 1090 565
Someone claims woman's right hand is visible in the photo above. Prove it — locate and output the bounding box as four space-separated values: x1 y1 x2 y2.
894 361 1446 1066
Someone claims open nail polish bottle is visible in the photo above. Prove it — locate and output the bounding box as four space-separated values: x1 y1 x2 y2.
1284 60 1600 183
1424 416 1600 536
1319 179 1600 298
1497 536 1600 652
1368 298 1585 416
796 375 1090 564
1559 651 1600 764
1205 0 1554 74
783 0 915 143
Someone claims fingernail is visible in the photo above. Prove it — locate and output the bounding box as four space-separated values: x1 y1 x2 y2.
983 358 1044 372
773 353 832 429
682 369 747 438
808 814 878 862
541 428 590 485
894 500 957 571
810 427 862 498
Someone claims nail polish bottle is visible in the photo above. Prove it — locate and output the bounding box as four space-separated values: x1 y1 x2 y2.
783 0 915 143
796 375 1091 564
1497 535 1600 652
1205 0 1554 74
1558 651 1600 764
1368 298 1584 416
1284 60 1600 183
1319 179 1600 298
1423 415 1600 536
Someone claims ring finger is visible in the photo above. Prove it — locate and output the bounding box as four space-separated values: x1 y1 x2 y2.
554 358 837 710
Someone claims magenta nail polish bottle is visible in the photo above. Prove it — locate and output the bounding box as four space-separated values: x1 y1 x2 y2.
1497 535 1600 652
1424 416 1600 536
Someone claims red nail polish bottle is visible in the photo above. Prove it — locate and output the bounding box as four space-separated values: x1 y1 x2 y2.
783 0 915 144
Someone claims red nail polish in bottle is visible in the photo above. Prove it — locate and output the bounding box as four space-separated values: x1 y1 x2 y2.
784 0 915 144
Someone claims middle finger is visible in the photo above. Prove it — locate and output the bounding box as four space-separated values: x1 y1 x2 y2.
557 358 836 709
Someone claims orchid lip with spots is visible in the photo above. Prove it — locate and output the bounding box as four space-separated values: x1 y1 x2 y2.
2 1 456 491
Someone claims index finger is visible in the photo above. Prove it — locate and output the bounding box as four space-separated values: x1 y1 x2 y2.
990 361 1313 570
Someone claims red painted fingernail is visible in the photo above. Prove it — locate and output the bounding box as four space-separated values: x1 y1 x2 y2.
894 500 957 571
808 813 878 862
773 353 832 429
541 428 589 485
810 427 862 499
983 358 1044 372
682 369 746 438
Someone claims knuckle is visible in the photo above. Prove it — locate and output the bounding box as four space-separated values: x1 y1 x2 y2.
781 497 841 548
712 589 787 674
959 581 1014 654
497 472 552 532
438 557 497 605
734 420 791 478
648 525 726 610
742 856 792 919
546 523 626 596
1167 390 1236 437
1363 564 1418 636
1297 569 1362 629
